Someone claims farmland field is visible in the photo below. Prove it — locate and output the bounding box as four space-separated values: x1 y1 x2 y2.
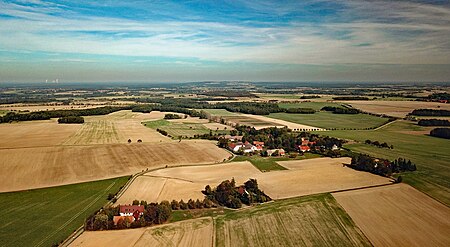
321 120 450 206
278 101 342 110
333 184 450 247
0 176 129 247
215 193 371 247
231 153 321 172
340 100 450 118
201 108 240 116
0 141 231 192
71 217 214 247
116 158 391 203
144 119 229 137
269 111 389 129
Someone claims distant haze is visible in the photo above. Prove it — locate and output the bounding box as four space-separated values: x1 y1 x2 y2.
0 0 449 83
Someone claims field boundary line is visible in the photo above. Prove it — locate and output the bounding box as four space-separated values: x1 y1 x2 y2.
373 119 397 131
141 174 194 183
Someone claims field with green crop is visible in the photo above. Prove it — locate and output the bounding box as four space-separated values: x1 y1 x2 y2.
144 119 229 137
269 111 389 130
215 193 371 247
232 153 321 172
320 120 450 206
0 176 129 247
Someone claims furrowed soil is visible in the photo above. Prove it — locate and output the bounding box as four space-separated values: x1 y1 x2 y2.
333 184 450 247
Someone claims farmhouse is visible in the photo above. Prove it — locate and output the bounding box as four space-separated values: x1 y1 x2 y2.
228 141 259 153
119 205 144 219
299 145 311 152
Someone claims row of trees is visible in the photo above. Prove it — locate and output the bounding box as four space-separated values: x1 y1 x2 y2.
410 109 450 116
285 108 315 114
321 106 360 114
57 116 84 124
332 96 369 100
163 113 183 119
0 106 130 123
418 119 450 126
364 140 393 149
202 178 271 209
349 153 416 177
430 128 450 139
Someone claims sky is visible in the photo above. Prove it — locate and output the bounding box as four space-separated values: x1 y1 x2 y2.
0 0 449 83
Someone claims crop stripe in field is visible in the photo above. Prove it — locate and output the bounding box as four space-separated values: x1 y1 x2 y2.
141 174 195 183
34 181 117 247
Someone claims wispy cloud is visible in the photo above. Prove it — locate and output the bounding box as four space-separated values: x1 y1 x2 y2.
0 0 449 82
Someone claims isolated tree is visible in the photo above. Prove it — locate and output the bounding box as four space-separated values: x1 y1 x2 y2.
128 139 132 143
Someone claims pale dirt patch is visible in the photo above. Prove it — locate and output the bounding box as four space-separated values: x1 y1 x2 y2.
203 123 234 130
333 184 450 247
340 100 450 118
70 228 146 247
240 114 325 131
0 140 231 192
0 119 81 148
119 158 391 203
70 217 213 247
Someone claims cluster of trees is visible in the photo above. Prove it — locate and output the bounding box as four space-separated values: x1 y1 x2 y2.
85 201 172 231
0 106 130 123
132 105 209 119
332 96 369 100
285 108 315 114
418 119 450 126
57 116 84 124
349 153 416 177
430 128 450 139
163 113 183 119
321 106 360 114
364 140 393 149
410 109 450 116
202 178 271 209
428 93 450 101
299 95 320 99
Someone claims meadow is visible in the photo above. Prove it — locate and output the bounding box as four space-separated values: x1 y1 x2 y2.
269 111 389 130
0 176 129 247
232 153 320 172
144 119 229 137
278 101 342 110
321 120 450 206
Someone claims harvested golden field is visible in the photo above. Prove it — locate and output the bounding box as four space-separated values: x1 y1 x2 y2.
0 103 112 112
333 184 450 247
215 194 371 247
0 141 231 192
117 158 391 204
0 119 81 148
341 100 450 118
70 217 214 247
64 111 170 145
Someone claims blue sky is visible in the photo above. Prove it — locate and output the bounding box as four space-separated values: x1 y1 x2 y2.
0 0 449 82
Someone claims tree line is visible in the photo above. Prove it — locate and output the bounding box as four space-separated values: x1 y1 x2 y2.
418 119 450 126
321 106 360 114
57 116 84 124
364 140 393 149
332 96 370 100
410 109 450 116
0 106 130 123
285 108 315 114
163 113 183 119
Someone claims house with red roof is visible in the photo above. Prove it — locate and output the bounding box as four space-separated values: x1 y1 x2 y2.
299 145 310 152
119 205 145 220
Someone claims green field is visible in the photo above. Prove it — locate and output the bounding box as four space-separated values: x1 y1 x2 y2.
0 110 9 116
278 102 342 110
269 111 389 130
144 119 228 138
319 120 450 206
232 153 320 172
215 193 371 247
0 176 129 247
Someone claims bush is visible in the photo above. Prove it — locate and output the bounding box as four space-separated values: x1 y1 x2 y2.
430 128 450 139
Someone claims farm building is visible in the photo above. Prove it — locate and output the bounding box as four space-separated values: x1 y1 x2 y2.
267 149 286 156
119 205 145 218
